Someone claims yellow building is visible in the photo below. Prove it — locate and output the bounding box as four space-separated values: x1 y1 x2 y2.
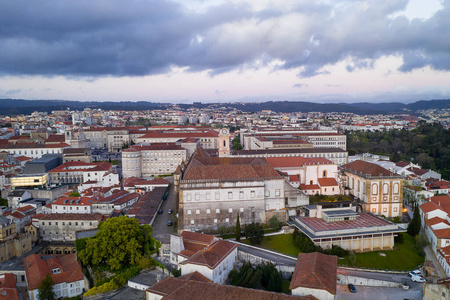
341 160 403 218
11 174 48 188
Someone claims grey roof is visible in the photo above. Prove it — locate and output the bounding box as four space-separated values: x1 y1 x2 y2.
8 191 26 197
0 216 11 227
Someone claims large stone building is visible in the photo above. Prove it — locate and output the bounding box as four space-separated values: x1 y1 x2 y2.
175 150 286 232
240 128 347 151
340 160 404 218
122 143 187 178
38 213 103 242
233 147 348 165
48 161 116 187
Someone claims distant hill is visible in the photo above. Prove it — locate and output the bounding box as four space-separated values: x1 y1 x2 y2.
0 98 448 116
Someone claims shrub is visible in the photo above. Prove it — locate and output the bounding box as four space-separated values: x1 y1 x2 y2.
269 215 280 230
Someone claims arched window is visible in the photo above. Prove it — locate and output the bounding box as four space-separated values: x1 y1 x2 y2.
323 170 327 177
352 178 355 189
383 183 389 194
223 140 226 147
372 184 378 195
393 183 399 194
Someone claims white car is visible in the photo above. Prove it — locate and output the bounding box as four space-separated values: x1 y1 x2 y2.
411 275 426 283
408 269 422 277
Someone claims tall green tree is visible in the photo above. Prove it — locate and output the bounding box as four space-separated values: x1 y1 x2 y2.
235 213 241 241
269 215 280 230
244 222 264 245
38 273 56 300
407 204 421 236
79 216 157 270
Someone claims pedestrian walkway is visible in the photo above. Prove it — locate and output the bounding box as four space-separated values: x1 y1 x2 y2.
424 245 446 278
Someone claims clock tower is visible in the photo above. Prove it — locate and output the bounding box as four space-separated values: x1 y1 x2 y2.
219 128 231 157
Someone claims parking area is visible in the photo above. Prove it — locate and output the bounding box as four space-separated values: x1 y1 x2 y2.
336 285 423 300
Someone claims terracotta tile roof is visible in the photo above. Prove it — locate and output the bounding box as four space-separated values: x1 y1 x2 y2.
53 197 94 206
396 161 409 167
49 161 112 173
16 205 36 214
181 231 216 244
318 178 338 187
272 139 310 144
407 167 428 176
184 157 281 181
267 157 308 168
0 273 20 300
40 213 103 221
123 143 185 152
300 184 320 190
138 130 218 139
45 134 66 143
341 160 399 178
433 228 450 239
428 196 450 211
147 277 315 300
289 175 300 182
290 252 337 295
15 155 32 162
304 157 333 165
178 271 212 283
420 201 444 214
426 217 450 227
180 240 237 269
123 176 169 187
23 254 83 290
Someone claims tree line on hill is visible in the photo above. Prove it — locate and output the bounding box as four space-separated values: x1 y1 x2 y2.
346 121 450 179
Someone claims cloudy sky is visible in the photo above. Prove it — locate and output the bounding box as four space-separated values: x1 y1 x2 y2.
0 0 449 103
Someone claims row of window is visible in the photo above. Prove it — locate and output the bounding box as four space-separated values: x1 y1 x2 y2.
41 221 93 226
187 207 249 215
185 190 281 201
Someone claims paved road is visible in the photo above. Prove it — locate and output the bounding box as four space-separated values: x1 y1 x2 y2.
152 176 177 244
336 285 423 300
338 268 422 289
233 242 297 266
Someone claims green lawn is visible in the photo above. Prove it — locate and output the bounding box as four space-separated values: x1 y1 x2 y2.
339 233 424 271
244 233 424 271
281 279 291 295
242 234 299 257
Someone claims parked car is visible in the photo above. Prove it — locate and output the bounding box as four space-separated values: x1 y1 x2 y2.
167 221 173 226
158 209 163 214
168 209 172 214
408 269 422 277
348 284 357 293
411 275 426 283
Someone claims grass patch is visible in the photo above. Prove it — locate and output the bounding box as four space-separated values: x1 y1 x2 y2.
281 279 291 294
340 234 424 271
242 234 299 257
244 233 424 271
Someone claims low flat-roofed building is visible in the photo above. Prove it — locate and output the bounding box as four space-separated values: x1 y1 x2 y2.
39 213 103 242
291 202 405 252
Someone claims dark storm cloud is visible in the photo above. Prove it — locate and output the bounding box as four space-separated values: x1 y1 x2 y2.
0 0 449 78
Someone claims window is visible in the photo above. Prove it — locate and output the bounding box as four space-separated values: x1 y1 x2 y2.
214 219 218 223
228 192 232 199
239 191 244 199
251 191 255 198
323 170 327 177
206 192 211 200
383 183 389 194
215 192 220 200
206 209 211 214
190 220 194 225
240 207 244 212
393 183 399 194
196 209 200 215
228 208 233 213
372 184 378 195
275 189 280 196
216 209 220 214
75 222 78 226
195 193 200 200
265 190 269 197
187 210 192 215
225 218 229 223
187 194 191 201
251 207 255 212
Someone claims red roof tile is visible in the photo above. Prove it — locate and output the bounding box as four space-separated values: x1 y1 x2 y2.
290 252 337 295
341 160 399 178
318 178 338 187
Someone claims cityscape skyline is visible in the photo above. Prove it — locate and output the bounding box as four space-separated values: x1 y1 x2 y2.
1 0 450 103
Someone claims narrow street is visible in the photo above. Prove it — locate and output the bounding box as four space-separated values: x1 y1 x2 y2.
151 176 177 244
